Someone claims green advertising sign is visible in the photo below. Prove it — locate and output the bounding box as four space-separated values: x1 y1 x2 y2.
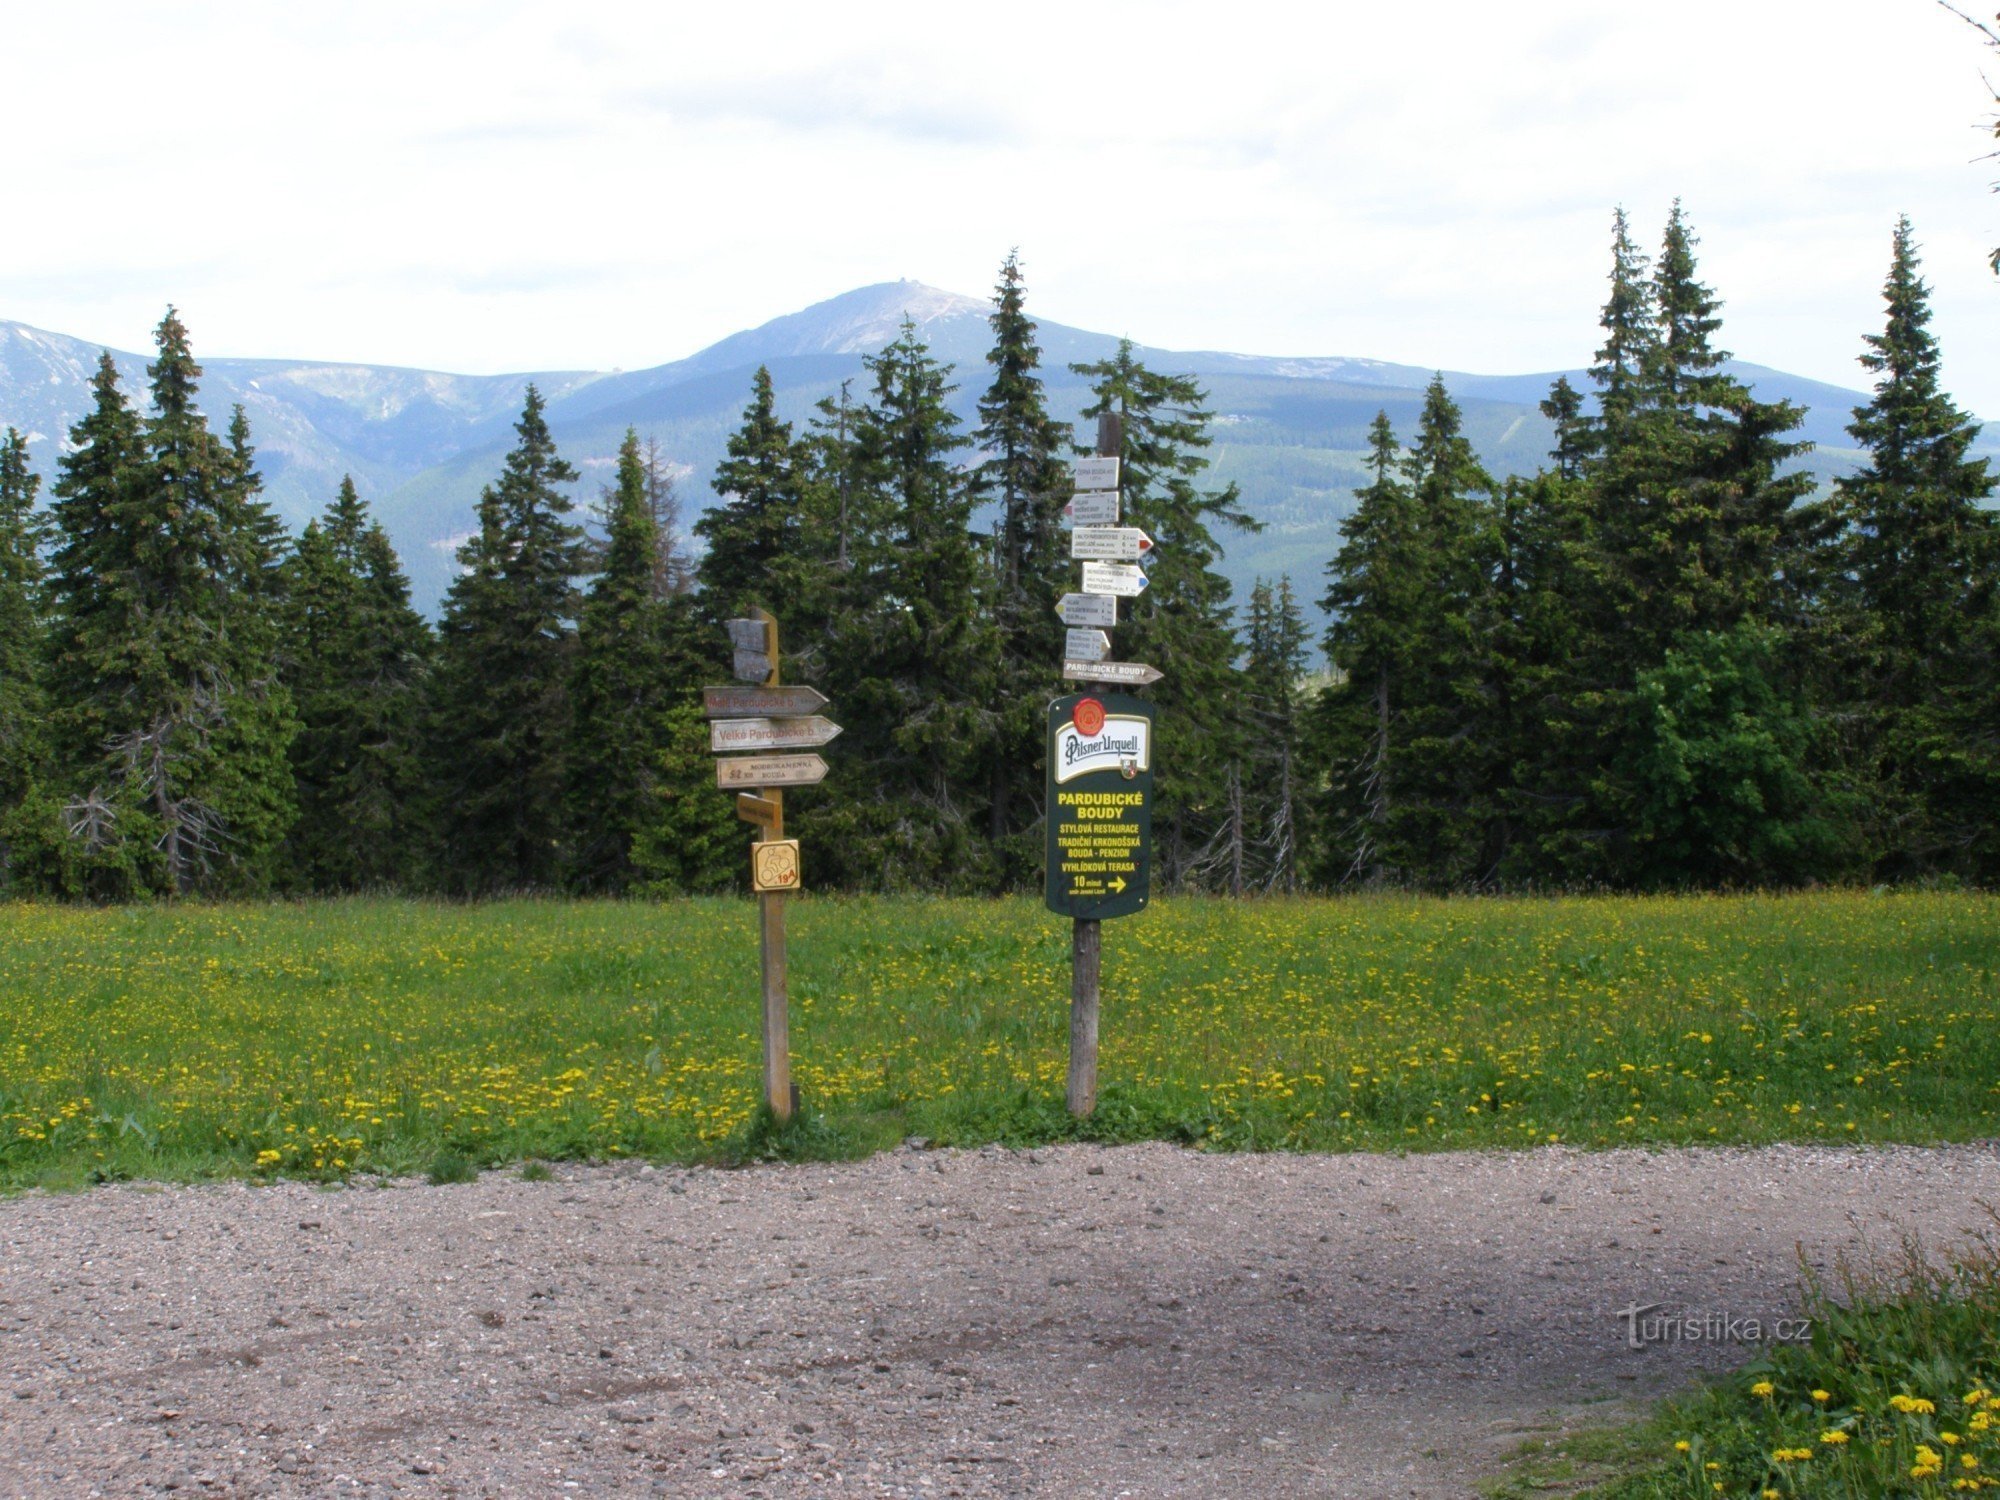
1044 692 1155 920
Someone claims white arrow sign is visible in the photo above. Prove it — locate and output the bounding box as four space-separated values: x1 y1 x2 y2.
1070 527 1154 562
1062 659 1165 686
1064 490 1120 527
709 716 844 753
1064 627 1111 662
1055 592 1117 628
1073 456 1120 491
1079 561 1149 597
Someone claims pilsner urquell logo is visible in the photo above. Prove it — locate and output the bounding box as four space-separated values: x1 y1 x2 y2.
1064 729 1143 766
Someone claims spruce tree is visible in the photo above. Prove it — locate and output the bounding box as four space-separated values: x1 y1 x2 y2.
1579 210 1824 883
42 314 296 894
427 386 584 892
1833 217 1999 876
970 252 1071 877
814 319 996 889
696 367 800 619
1071 338 1257 887
571 430 731 893
1311 412 1420 885
1240 576 1311 892
1388 378 1495 884
0 429 49 889
279 477 430 890
1583 207 1657 456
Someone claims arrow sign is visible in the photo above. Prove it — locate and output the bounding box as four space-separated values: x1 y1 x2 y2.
709 716 843 753
1065 490 1120 527
724 618 772 652
732 648 773 683
1055 593 1117 628
1079 561 1149 597
736 792 781 827
1073 456 1120 491
715 754 829 789
703 685 831 719
1070 527 1154 562
1063 659 1165 686
1063 627 1110 663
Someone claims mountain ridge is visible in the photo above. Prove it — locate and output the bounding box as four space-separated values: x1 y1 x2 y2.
4 281 1990 623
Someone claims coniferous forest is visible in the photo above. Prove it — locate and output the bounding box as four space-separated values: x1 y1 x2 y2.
0 216 1994 901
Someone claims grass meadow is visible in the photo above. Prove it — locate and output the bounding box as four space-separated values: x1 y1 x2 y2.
1 891 1996 1189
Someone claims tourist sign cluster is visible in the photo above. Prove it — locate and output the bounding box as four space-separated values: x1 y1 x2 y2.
704 610 836 1123
1047 447 1160 921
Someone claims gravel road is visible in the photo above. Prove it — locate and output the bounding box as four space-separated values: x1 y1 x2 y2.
3 1140 1997 1499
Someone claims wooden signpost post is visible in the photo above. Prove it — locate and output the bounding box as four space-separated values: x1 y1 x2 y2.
703 607 840 1123
1048 414 1161 1118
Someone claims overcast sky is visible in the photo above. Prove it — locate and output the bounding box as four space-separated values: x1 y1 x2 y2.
6 1 1997 413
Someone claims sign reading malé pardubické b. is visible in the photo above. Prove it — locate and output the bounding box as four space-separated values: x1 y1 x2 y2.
1044 692 1154 920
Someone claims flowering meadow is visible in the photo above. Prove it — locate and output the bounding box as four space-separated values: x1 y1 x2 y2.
0 891 1996 1188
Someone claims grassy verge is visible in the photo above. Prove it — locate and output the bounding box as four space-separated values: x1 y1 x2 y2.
1524 1224 2000 1498
0 890 1996 1188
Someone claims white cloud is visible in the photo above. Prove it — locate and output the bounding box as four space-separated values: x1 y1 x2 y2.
2 0 1994 412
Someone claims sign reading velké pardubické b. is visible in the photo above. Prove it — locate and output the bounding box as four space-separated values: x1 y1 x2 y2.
1044 692 1154 920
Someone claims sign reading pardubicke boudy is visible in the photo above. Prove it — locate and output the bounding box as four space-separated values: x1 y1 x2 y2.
1044 692 1154 920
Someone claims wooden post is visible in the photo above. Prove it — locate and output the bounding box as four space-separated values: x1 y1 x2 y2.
753 607 793 1122
1067 411 1121 1118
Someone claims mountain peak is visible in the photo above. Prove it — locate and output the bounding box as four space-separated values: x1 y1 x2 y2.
681 280 988 372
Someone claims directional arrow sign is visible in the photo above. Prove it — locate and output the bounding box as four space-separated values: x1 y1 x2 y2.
709 716 843 753
724 617 773 652
715 754 829 789
1055 593 1117 628
703 685 832 719
1064 627 1110 663
736 792 782 827
732 648 773 683
1079 561 1149 597
1062 659 1165 686
1065 490 1120 527
1070 527 1154 562
1073 456 1120 491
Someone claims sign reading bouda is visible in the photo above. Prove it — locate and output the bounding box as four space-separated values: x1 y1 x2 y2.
1045 692 1154 920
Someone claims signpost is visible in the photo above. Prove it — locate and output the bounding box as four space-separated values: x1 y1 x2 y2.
703 608 841 1123
1048 414 1160 1119
1079 561 1149 597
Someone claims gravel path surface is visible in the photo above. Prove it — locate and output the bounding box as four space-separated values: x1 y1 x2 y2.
4 1140 1998 1499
